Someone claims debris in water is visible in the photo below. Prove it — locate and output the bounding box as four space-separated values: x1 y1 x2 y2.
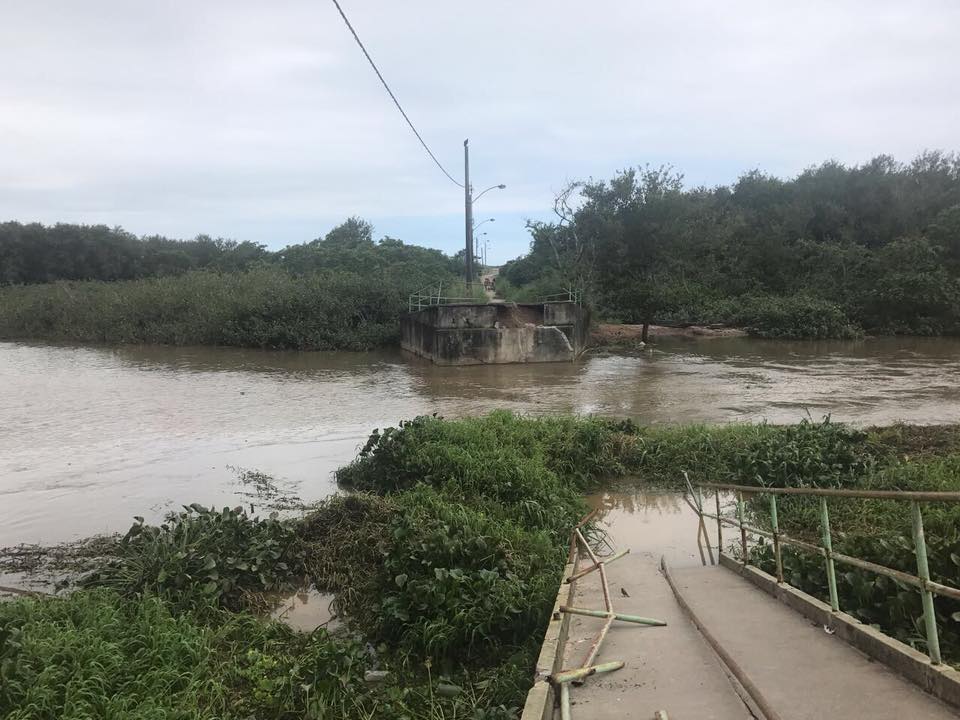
229 466 303 513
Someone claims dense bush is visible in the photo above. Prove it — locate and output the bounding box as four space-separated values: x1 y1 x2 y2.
379 487 561 662
0 267 411 350
336 412 637 539
503 152 960 338
82 505 305 611
0 216 463 351
327 413 613 664
0 221 270 284
0 217 457 289
727 294 862 339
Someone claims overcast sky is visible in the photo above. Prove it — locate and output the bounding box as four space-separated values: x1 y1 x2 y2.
2 1 959 262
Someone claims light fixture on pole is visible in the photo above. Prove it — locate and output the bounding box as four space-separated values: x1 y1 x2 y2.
463 139 505 283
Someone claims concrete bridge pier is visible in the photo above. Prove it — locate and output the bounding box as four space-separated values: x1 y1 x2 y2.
400 301 590 365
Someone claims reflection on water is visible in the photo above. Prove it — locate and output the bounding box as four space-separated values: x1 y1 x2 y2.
588 488 717 569
268 587 340 633
2 335 960 546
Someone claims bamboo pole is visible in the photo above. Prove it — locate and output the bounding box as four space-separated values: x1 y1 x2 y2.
737 492 748 565
819 497 840 612
550 661 625 686
579 614 614 669
699 487 715 565
682 493 707 566
770 495 783 584
559 606 667 626
912 501 942 664
575 528 602 567
684 473 715 566
566 549 629 583
559 681 571 720
715 490 723 555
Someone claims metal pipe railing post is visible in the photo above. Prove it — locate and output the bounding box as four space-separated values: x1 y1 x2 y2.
698 487 715 565
559 681 571 720
770 495 784 584
819 497 840 612
715 490 723 556
911 501 942 665
737 491 748 565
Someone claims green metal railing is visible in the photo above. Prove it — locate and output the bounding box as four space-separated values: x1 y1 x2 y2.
408 282 584 311
687 482 960 666
407 281 486 312
538 289 583 306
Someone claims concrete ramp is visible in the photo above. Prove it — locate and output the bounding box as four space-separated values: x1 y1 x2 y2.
558 558 958 719
666 565 958 720
560 554 751 718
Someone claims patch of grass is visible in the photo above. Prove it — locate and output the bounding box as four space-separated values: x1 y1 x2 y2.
1 588 502 720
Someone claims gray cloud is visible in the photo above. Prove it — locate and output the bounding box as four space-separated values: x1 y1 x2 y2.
2 0 959 261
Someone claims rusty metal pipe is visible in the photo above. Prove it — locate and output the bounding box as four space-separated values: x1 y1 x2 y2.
698 483 960 502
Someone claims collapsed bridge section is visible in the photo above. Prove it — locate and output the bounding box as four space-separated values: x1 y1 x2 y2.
401 300 590 365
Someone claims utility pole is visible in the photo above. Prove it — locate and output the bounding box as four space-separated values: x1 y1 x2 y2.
464 139 473 283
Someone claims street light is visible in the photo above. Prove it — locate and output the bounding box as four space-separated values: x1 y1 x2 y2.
473 218 494 268
463 139 505 282
473 184 507 204
478 232 491 269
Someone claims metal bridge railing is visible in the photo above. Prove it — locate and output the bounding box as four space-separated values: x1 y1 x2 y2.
408 281 485 312
538 289 583 306
684 480 960 666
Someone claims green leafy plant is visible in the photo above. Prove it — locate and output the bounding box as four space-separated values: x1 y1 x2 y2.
82 505 305 611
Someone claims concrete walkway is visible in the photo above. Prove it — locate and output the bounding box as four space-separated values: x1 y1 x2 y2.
561 554 751 719
481 268 502 303
669 565 958 719
560 557 958 719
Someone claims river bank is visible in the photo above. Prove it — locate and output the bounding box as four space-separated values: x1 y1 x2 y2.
3 414 960 719
590 322 748 346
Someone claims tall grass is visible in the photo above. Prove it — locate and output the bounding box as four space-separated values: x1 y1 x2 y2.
0 267 412 350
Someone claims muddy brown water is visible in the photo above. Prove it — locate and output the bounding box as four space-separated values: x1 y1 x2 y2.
587 489 707 569
2 335 960 547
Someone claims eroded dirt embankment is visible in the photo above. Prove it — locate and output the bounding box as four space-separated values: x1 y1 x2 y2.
591 323 747 346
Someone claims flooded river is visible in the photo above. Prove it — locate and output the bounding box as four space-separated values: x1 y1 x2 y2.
2 336 960 547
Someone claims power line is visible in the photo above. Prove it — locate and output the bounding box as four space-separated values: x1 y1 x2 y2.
330 0 463 188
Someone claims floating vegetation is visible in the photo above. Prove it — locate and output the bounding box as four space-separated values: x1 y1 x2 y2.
0 535 121 593
229 466 304 513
